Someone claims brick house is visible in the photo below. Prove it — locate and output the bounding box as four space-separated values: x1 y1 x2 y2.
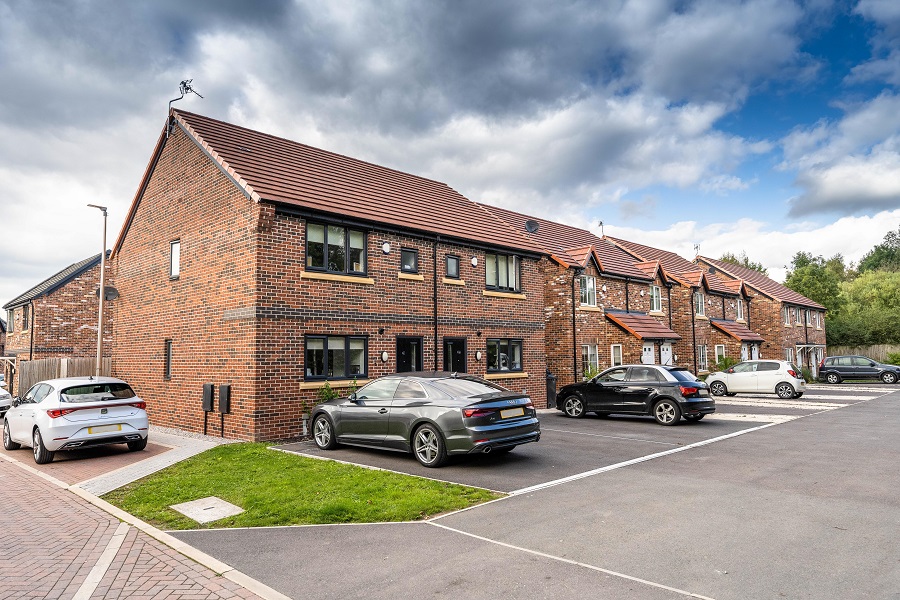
482 207 682 389
110 110 549 441
606 238 759 374
2 253 111 394
695 256 826 376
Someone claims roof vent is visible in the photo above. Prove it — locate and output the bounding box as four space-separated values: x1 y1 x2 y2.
525 220 539 234
709 267 716 275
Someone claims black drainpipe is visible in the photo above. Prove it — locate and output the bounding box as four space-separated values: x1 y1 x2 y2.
746 298 751 330
571 269 583 383
433 238 439 371
28 300 35 361
625 278 630 311
690 288 698 374
721 295 726 319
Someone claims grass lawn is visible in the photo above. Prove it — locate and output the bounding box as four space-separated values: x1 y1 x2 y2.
102 443 501 530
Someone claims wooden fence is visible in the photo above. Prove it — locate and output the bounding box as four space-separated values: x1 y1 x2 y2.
827 345 900 362
19 357 112 393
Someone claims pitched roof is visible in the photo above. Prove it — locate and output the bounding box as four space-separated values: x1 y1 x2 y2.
478 205 652 280
2 253 104 310
114 110 544 256
606 237 735 294
698 256 825 310
0 317 5 333
605 310 682 340
710 318 766 342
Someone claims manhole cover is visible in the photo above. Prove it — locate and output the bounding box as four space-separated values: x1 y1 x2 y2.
170 496 244 524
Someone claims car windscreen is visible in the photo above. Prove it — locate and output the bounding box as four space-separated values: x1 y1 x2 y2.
430 378 506 397
667 368 700 382
60 383 136 403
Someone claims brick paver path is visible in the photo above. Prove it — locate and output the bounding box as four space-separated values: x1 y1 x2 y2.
0 458 263 600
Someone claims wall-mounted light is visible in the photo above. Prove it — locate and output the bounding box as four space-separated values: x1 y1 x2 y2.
380 351 389 362
601 284 607 292
471 257 478 267
476 330 482 337
378 327 385 335
730 302 735 308
475 350 483 361
382 242 391 254
640 290 645 297
707 298 712 304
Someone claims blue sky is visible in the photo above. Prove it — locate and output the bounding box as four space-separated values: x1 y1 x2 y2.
2 0 900 308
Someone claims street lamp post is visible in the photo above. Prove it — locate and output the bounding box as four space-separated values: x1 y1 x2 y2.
87 204 108 378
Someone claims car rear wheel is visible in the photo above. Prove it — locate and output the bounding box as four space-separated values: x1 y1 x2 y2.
413 424 447 468
312 414 339 450
3 421 20 451
881 372 897 384
825 372 841 384
684 414 705 421
653 399 681 426
562 395 586 418
32 429 54 465
775 383 795 399
709 381 727 396
127 437 148 451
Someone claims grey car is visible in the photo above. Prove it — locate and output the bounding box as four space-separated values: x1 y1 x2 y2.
310 372 540 467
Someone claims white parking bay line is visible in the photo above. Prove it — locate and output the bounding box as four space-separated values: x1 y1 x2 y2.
715 398 848 410
707 413 797 423
541 427 679 446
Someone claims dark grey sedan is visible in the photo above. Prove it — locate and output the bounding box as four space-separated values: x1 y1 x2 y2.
310 372 540 467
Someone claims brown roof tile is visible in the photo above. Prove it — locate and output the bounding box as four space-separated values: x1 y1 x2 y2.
605 311 682 340
710 319 766 342
698 256 825 309
479 205 652 279
165 111 545 255
606 237 736 294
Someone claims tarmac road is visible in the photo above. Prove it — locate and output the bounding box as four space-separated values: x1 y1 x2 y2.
173 385 900 600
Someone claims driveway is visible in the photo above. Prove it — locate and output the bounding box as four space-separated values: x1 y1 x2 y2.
173 385 899 599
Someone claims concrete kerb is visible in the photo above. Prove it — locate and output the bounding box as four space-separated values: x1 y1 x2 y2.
0 442 293 600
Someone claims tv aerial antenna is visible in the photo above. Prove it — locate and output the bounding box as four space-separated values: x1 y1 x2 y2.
167 79 204 138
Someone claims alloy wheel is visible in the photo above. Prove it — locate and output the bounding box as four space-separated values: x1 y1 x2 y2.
826 373 840 384
776 383 795 399
563 396 585 418
313 415 336 450
654 400 681 425
710 381 727 396
881 372 897 384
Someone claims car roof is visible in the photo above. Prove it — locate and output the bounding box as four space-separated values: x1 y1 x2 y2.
30 376 129 387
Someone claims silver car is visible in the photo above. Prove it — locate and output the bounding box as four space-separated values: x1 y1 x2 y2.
3 376 149 464
311 372 540 467
0 384 11 418
706 360 806 399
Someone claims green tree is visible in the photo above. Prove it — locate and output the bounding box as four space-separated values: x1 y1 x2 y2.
783 252 844 315
719 251 768 275
858 226 900 273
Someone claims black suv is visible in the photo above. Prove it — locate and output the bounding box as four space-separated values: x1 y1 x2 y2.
818 355 900 384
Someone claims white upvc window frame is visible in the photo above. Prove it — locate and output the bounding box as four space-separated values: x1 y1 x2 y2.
649 285 662 312
169 239 181 279
697 344 708 371
736 299 744 320
694 291 705 316
715 344 726 365
580 275 597 306
610 344 623 367
581 344 600 376
786 347 794 362
783 305 792 325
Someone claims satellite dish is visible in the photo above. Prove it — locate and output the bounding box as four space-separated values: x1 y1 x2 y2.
525 220 539 233
95 286 120 301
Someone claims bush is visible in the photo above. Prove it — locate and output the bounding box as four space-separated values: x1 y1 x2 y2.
886 352 900 366
801 367 813 383
713 356 739 373
317 381 339 402
583 364 602 380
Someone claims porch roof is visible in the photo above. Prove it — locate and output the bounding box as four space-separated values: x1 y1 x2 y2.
710 318 765 342
605 310 681 340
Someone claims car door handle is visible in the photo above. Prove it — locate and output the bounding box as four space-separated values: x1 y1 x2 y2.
378 408 388 414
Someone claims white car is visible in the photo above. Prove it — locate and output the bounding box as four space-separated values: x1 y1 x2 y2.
706 360 806 399
0 385 11 417
3 376 148 464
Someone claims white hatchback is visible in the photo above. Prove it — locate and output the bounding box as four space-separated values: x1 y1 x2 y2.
3 376 148 464
706 360 806 399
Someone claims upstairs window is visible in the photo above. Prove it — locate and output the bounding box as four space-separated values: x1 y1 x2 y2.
401 248 419 273
694 292 705 316
21 305 30 330
307 223 366 275
446 255 460 279
6 309 13 334
169 240 180 279
736 299 744 320
783 306 791 325
815 312 821 328
485 253 520 292
580 276 597 306
650 285 662 312
794 307 802 325
805 309 812 326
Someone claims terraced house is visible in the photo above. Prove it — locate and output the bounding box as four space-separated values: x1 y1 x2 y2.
695 256 826 377
111 110 549 441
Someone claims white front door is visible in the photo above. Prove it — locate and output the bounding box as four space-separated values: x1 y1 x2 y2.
660 343 673 365
741 344 748 361
751 345 759 360
641 343 655 364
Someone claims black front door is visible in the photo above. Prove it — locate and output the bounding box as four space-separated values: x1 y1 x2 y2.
397 337 423 373
443 338 467 373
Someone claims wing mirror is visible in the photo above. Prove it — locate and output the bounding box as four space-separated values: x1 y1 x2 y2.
348 392 359 402
726 368 735 374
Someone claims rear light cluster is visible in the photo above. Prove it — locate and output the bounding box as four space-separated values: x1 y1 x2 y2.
787 369 798 378
679 386 699 397
463 402 533 419
46 401 146 419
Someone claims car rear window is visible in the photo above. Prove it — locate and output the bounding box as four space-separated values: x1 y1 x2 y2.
667 368 700 382
61 383 136 402
430 378 505 397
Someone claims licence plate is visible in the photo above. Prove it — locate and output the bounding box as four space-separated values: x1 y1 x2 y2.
500 407 524 419
88 424 122 434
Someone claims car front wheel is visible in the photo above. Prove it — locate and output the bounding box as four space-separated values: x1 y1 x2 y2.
653 399 681 425
3 421 20 451
413 423 447 468
709 381 727 396
32 429 54 464
312 414 338 450
881 372 898 384
826 372 840 384
775 383 795 399
562 395 586 418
